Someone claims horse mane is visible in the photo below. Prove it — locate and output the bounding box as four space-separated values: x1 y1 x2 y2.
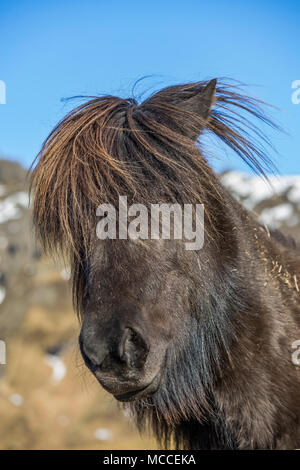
30 79 277 313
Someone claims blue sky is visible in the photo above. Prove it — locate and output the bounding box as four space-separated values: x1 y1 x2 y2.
0 0 299 174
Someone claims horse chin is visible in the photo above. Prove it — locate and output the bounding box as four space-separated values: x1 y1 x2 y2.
114 370 162 402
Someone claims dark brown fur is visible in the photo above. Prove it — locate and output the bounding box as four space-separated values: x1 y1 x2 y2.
30 79 300 449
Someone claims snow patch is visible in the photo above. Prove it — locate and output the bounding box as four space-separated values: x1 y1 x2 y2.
0 286 6 304
9 394 24 407
259 204 294 229
45 354 66 385
221 172 300 211
60 268 71 281
94 428 113 441
0 192 29 223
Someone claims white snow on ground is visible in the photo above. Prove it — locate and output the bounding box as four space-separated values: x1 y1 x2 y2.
0 191 29 223
221 171 300 228
0 286 6 304
94 428 113 441
45 354 66 385
60 268 71 281
0 339 6 364
221 172 272 209
259 204 295 229
221 172 300 211
288 183 300 207
9 394 24 407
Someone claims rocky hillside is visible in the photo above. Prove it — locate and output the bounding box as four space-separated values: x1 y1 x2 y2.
221 170 300 243
0 160 37 340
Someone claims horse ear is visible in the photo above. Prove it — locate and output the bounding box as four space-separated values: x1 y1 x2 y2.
179 79 217 139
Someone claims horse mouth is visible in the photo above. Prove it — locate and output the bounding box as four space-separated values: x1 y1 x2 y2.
114 372 162 402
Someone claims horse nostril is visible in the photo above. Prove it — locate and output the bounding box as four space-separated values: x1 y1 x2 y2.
79 333 108 372
79 334 98 371
79 326 149 374
119 327 149 369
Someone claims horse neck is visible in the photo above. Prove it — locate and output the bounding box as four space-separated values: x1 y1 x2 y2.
205 183 300 449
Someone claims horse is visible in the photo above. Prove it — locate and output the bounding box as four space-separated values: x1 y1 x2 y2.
30 79 300 449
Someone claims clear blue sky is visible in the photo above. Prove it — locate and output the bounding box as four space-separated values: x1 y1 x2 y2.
0 0 299 174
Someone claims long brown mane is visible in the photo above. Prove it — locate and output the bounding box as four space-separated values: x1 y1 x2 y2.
30 79 277 312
